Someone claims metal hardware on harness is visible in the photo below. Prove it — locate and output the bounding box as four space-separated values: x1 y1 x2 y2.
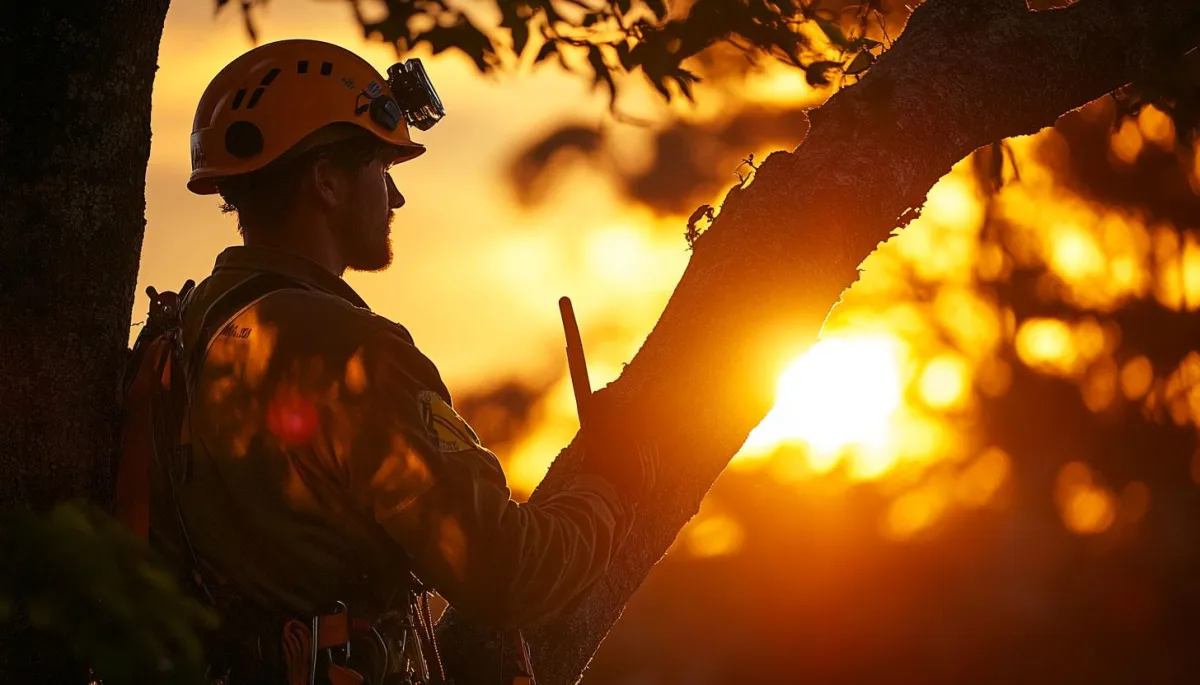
309 612 321 685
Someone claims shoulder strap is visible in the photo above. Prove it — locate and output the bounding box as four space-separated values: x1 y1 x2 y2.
116 272 305 541
154 272 309 611
185 272 308 393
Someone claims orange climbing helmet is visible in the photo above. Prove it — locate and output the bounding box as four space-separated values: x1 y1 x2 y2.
188 39 445 195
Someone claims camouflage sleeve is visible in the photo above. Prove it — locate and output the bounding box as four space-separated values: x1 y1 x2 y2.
335 326 630 629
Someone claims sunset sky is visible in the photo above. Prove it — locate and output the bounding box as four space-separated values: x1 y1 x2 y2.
138 1 1200 537
138 0 689 396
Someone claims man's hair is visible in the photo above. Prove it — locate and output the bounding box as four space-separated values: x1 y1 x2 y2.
217 130 392 235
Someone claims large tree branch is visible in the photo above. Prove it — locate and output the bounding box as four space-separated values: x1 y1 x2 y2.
437 0 1200 682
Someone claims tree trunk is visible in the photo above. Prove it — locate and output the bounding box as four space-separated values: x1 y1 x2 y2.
436 0 1200 683
0 1 169 513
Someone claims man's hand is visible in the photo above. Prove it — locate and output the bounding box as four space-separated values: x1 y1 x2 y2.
577 390 658 505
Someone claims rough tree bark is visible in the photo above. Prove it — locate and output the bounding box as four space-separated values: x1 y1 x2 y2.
436 0 1200 683
0 1 170 512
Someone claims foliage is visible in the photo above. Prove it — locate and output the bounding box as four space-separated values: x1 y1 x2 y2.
221 0 888 103
0 502 216 685
1112 50 1200 142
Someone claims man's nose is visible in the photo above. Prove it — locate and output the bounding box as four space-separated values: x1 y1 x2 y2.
386 172 405 210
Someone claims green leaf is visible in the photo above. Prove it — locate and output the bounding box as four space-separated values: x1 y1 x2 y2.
844 50 874 76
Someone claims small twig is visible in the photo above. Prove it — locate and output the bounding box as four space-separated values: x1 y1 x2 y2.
733 153 759 184
875 10 893 47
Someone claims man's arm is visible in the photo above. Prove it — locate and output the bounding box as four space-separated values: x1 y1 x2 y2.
333 327 631 629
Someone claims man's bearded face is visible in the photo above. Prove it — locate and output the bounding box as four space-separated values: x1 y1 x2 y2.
337 156 404 273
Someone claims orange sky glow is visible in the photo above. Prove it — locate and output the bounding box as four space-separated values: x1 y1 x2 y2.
140 1 1200 557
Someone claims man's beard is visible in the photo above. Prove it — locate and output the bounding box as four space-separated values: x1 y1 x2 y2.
342 211 393 273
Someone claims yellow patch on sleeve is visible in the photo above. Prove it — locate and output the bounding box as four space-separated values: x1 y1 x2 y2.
418 390 482 453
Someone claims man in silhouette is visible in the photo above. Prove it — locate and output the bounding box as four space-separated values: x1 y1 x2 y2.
129 39 652 684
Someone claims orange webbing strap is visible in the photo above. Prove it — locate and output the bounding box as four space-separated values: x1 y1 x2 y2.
116 274 300 541
115 337 173 540
281 619 312 685
316 611 350 650
281 612 363 685
327 665 365 685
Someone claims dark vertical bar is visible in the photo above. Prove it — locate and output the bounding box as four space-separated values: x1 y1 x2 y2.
559 296 592 427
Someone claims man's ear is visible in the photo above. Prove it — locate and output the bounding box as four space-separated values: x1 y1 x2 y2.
308 155 343 209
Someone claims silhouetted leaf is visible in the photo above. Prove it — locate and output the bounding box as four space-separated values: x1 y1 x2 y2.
805 60 840 86
240 0 258 44
535 41 559 64
588 45 608 84
418 21 495 71
513 22 530 56
588 45 617 102
844 50 874 75
500 1 531 56
645 0 668 20
848 36 883 52
815 17 851 49
617 40 634 70
672 67 700 101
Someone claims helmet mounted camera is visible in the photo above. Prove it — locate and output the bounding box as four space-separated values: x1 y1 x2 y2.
386 59 445 132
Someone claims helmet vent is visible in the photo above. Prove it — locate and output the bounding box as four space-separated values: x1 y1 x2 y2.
320 61 333 76
246 87 266 109
231 89 247 110
297 60 309 74
260 68 281 86
225 121 264 159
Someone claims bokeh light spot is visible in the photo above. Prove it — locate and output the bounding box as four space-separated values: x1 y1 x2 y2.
1055 461 1116 534
1110 117 1143 164
955 447 1011 508
1016 318 1076 375
686 509 745 558
1120 356 1153 401
919 355 970 410
885 484 947 540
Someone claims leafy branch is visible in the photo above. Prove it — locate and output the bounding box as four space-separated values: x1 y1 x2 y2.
220 0 894 104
